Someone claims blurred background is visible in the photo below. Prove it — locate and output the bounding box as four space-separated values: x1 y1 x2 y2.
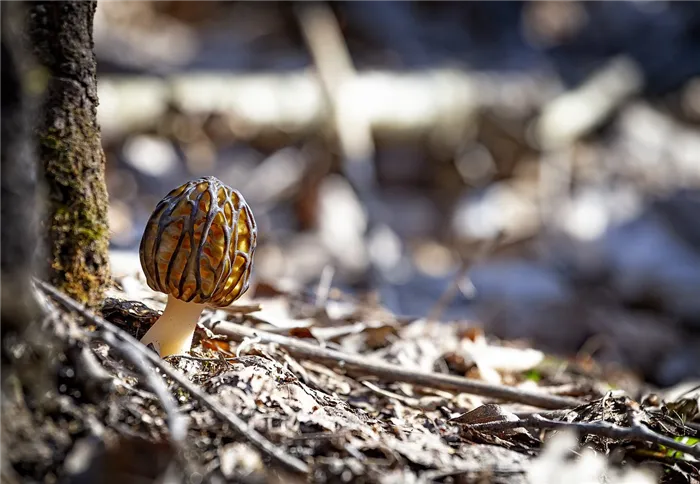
96 1 700 387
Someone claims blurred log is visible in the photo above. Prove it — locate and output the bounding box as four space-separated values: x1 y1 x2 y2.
29 1 111 310
97 70 559 142
1 2 39 346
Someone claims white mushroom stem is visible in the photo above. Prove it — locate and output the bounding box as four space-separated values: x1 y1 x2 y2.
140 295 205 357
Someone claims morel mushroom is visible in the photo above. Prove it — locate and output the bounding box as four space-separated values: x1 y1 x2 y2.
139 176 257 357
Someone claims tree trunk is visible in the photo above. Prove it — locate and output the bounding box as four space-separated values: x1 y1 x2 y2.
28 1 111 309
1 1 39 339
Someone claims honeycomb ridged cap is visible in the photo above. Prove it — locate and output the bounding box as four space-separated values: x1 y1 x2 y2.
139 176 257 307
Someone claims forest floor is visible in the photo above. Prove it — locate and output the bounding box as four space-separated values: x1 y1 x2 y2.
2 271 699 484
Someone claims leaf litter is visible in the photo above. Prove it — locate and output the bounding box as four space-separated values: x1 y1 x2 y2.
2 272 699 484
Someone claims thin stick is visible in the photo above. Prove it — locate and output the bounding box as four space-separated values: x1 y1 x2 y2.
315 265 335 309
464 412 700 460
361 380 421 407
513 409 573 420
204 319 583 410
36 280 310 475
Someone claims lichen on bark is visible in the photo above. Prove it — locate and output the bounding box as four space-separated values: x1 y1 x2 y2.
28 1 110 309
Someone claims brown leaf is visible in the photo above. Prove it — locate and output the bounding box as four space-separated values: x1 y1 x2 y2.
288 327 316 340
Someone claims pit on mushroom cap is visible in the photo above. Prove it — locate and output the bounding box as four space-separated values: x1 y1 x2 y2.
139 176 257 357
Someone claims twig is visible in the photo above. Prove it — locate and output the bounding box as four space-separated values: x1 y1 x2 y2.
204 319 584 410
428 230 505 322
464 412 700 460
315 265 335 309
513 409 573 420
35 280 310 475
236 334 263 358
217 303 263 316
361 380 421 407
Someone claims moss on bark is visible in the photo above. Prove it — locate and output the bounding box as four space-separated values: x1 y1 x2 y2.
28 1 110 309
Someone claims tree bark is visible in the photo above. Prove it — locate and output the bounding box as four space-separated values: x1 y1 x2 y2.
28 1 111 309
1 1 39 338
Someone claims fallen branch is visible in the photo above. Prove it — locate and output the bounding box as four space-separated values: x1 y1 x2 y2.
97 69 556 142
204 319 584 410
35 280 310 475
463 411 700 460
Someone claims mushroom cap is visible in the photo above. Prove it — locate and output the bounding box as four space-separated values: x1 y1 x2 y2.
139 176 257 307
